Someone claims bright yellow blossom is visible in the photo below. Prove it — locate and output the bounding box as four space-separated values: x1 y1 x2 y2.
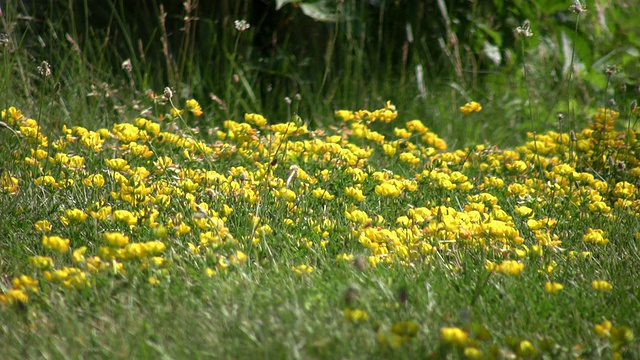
244 113 267 127
42 235 70 254
583 228 609 246
29 256 54 269
375 182 401 198
106 158 131 172
463 347 483 359
486 260 524 275
291 264 314 275
459 101 482 116
344 308 369 323
186 99 203 116
103 232 130 247
61 208 88 225
544 282 563 294
440 327 468 347
113 210 138 227
312 188 335 201
517 340 537 357
0 289 29 305
82 174 106 188
344 186 365 201
72 247 87 263
592 280 613 292
595 320 613 337
34 219 52 232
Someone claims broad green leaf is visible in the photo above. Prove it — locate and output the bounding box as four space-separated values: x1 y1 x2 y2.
559 26 593 70
276 0 337 22
300 2 337 22
536 0 570 15
276 0 298 11
476 23 503 47
582 69 608 90
483 41 502 66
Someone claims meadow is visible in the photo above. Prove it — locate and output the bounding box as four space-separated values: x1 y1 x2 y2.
1 1 639 359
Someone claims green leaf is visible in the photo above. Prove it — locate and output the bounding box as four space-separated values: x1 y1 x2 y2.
475 23 503 47
483 41 502 66
276 0 337 22
535 0 569 15
300 2 337 22
562 27 594 69
276 0 298 11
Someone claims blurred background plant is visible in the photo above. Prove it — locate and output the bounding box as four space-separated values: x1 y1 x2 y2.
1 0 639 147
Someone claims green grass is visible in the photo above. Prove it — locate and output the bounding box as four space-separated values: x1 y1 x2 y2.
1 96 639 358
1 1 640 359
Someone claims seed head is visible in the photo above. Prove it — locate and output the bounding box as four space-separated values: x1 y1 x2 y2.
286 165 299 188
605 65 617 76
37 61 52 77
121 59 133 73
0 33 9 49
569 0 587 14
163 86 174 100
516 20 533 37
234 19 250 32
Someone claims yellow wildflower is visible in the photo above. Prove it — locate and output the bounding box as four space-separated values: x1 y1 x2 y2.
103 232 130 248
291 264 314 275
244 113 267 127
375 182 401 198
42 235 70 254
517 340 537 357
463 347 483 359
592 280 613 292
106 158 131 172
595 320 613 337
459 101 482 116
583 228 609 246
113 209 138 227
344 308 369 323
0 289 29 305
82 174 106 188
34 219 52 232
344 186 365 202
312 188 335 201
486 260 524 275
544 282 564 294
72 247 87 263
227 250 247 264
186 99 203 116
61 208 88 226
29 255 54 269
335 110 355 121
440 327 468 347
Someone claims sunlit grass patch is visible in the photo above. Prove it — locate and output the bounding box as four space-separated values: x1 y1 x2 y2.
1 100 639 358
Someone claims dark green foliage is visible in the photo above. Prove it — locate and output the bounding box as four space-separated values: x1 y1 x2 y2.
3 1 640 145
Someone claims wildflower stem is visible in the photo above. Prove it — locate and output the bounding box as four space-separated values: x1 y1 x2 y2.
519 37 544 181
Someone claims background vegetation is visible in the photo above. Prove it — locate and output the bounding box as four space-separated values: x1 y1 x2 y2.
3 0 639 146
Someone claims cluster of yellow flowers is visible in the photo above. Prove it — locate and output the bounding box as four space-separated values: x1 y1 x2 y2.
0 99 637 355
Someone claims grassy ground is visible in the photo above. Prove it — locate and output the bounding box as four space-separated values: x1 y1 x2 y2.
1 1 640 359
1 95 639 358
